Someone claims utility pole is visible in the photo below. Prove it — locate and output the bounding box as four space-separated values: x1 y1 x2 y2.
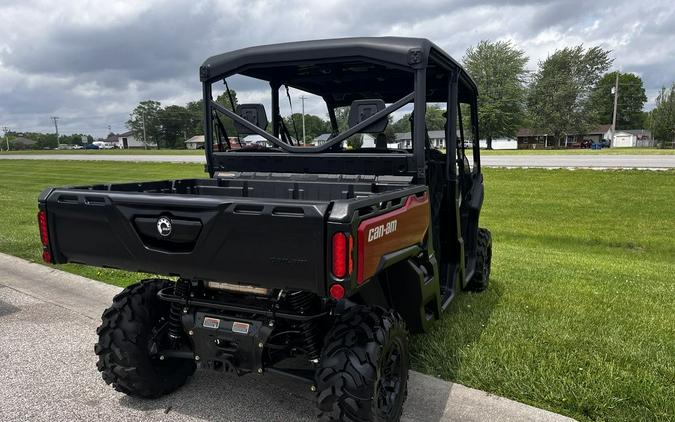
300 95 307 146
2 126 9 151
51 116 60 148
611 71 619 145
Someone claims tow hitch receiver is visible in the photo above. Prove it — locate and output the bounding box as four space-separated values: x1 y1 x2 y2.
183 312 272 375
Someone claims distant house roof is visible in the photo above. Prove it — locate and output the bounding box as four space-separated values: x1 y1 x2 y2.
185 135 205 144
314 133 331 142
118 130 134 137
10 137 36 145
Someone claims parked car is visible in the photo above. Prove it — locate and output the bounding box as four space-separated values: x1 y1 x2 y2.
84 144 99 150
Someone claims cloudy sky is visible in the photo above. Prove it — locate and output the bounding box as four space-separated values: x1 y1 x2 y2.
1 0 673 138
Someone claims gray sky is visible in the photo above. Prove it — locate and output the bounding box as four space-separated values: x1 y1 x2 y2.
1 0 673 138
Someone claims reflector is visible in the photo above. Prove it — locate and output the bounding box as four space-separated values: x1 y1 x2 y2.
329 283 345 300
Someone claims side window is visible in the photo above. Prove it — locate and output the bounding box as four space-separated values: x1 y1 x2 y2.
456 102 472 173
426 104 446 153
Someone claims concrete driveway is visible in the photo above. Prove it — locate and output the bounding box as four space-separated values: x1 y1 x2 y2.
1 153 674 169
0 253 575 422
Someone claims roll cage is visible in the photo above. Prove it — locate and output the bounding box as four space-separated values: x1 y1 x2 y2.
200 37 481 183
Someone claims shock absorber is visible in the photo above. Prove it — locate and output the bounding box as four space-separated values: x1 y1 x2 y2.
167 279 190 342
287 291 321 360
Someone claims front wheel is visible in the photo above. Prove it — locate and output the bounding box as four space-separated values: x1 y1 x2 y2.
316 306 409 421
95 279 195 398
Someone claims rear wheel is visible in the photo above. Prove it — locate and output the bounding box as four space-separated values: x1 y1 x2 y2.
95 279 195 398
315 306 409 421
465 228 492 292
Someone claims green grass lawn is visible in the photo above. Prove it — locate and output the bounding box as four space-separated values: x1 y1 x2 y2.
0 148 203 155
1 147 674 156
475 147 675 155
0 160 673 421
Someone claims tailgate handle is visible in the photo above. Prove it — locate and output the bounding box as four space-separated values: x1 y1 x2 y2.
85 196 106 206
57 194 79 204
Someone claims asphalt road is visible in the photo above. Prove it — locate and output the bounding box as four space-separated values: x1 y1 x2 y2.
0 253 575 422
1 153 674 169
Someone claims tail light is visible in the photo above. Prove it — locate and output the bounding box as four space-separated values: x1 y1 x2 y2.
331 232 352 279
37 210 53 263
332 232 347 278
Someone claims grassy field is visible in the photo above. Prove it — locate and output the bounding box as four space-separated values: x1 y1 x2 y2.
473 147 675 155
0 160 673 421
0 148 204 155
1 147 674 156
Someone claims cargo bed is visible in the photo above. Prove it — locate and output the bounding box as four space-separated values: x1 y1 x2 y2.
39 173 420 295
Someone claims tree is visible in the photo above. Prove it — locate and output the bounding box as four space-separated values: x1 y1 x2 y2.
587 72 647 129
159 105 191 149
651 83 675 148
334 107 349 132
185 100 205 136
527 45 612 148
463 40 529 149
213 90 239 137
391 105 448 134
284 113 331 143
127 100 162 148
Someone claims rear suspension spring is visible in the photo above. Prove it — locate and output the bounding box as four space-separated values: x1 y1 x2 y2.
167 279 189 341
287 291 321 360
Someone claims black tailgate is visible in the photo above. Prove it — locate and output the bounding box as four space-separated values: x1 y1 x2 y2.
41 189 328 293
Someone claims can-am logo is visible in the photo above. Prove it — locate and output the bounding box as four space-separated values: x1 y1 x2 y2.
367 220 397 242
156 217 172 237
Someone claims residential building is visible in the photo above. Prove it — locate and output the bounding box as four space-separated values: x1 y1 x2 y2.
115 131 157 149
516 125 613 149
395 131 446 149
612 130 654 148
185 135 205 149
9 136 37 150
479 138 517 150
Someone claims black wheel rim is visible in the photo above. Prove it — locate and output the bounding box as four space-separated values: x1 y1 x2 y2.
376 338 405 418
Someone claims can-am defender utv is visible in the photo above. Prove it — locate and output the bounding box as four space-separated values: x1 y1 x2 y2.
37 37 491 421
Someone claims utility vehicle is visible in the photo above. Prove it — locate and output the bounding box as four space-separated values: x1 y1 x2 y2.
37 37 492 421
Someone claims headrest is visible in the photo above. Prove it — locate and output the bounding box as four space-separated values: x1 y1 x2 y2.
347 99 388 133
234 104 268 135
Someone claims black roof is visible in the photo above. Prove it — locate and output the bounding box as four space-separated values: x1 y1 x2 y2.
200 37 477 105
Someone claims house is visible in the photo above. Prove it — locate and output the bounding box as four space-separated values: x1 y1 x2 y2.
395 131 446 149
516 125 613 149
9 136 37 150
313 133 332 146
185 135 205 149
479 138 518 150
115 131 157 149
186 135 241 149
612 130 654 148
242 134 272 147
395 130 476 150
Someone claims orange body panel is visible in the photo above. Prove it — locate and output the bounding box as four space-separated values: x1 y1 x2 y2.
356 193 430 284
